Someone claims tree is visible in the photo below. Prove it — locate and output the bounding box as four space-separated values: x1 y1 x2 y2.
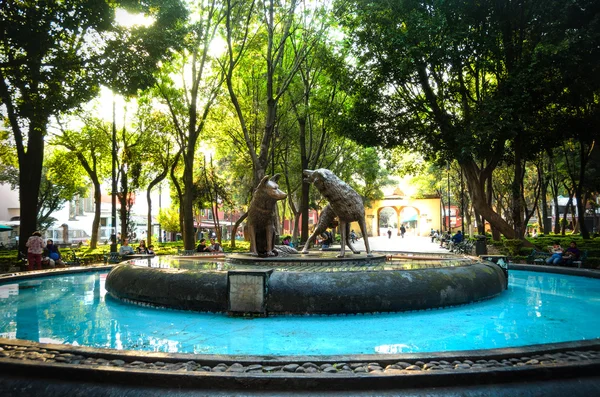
134 103 177 247
220 0 330 244
1 1 111 253
157 208 181 235
338 0 600 241
195 156 233 243
0 0 187 254
53 116 111 248
37 151 88 231
284 38 356 243
155 1 226 250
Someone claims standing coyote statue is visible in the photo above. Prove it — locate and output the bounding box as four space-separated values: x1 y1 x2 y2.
302 169 372 257
247 174 287 256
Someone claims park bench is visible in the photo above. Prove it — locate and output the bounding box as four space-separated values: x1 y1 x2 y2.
572 250 589 268
64 248 82 266
177 249 197 256
453 239 474 255
526 248 588 268
526 249 551 265
103 252 123 264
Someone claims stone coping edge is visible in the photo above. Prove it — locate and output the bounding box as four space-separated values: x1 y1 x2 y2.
508 263 600 278
1 337 599 365
0 339 599 391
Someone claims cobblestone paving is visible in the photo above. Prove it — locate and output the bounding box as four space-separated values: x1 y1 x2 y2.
1 343 598 375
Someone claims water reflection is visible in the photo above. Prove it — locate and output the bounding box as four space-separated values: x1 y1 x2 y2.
125 255 474 272
15 283 40 341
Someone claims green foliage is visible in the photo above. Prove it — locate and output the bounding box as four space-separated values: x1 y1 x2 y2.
503 239 524 257
336 0 600 240
37 151 88 230
157 208 181 233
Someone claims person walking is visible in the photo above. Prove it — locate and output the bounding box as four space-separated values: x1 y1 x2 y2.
26 231 45 271
400 225 406 238
387 228 392 239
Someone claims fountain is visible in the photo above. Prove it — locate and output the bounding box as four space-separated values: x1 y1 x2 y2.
105 169 507 316
17 170 600 395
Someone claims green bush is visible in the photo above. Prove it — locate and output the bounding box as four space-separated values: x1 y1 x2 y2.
503 239 523 257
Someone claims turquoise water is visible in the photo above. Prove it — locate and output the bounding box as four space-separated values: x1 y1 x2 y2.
0 270 599 355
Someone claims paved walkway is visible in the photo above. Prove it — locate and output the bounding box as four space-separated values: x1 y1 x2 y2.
345 234 448 254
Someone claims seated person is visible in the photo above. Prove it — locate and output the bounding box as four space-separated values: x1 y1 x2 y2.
562 241 580 266
439 232 451 248
320 230 333 249
41 256 56 269
44 239 66 268
147 245 155 255
196 238 209 252
119 239 135 256
207 237 223 253
546 241 563 265
136 239 149 254
282 236 293 247
448 231 463 251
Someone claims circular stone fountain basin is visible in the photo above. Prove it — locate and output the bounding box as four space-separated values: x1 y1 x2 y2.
105 253 507 315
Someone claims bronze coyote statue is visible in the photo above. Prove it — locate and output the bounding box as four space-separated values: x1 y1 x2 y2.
247 174 287 256
302 169 372 257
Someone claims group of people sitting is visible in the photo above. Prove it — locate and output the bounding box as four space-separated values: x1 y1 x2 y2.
119 239 155 256
546 241 581 266
196 237 223 253
25 232 67 271
432 229 464 250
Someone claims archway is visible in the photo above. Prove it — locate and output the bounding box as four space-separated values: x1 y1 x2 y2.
378 207 398 236
365 196 441 237
399 207 419 236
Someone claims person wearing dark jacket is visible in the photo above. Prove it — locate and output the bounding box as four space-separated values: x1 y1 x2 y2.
196 238 209 252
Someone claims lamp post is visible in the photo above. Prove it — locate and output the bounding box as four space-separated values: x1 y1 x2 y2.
447 162 451 232
460 167 465 234
110 97 117 253
158 182 162 243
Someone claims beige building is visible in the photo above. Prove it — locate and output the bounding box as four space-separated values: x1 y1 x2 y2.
362 189 442 237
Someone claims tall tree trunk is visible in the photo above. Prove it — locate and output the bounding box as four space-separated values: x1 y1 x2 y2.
539 158 550 234
511 134 525 239
230 212 248 249
182 170 195 249
170 152 183 243
462 160 517 240
575 141 592 239
486 174 501 241
561 194 574 236
553 194 561 234
146 172 167 247
90 180 101 249
18 125 44 254
118 165 129 242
